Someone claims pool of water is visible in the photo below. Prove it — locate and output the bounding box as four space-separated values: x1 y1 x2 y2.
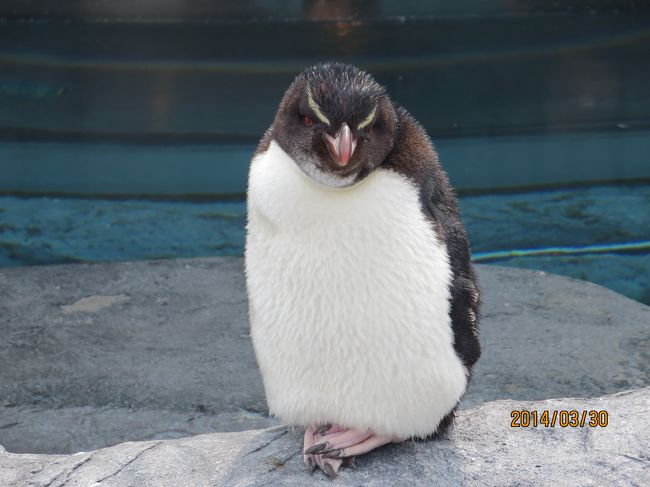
1 183 648 305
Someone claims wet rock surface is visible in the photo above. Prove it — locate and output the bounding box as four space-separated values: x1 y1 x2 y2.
1 388 648 486
0 257 648 455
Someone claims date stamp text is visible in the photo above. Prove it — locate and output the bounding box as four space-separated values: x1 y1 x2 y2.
511 410 608 428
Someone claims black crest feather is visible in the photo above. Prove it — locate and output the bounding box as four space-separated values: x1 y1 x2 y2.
302 63 385 129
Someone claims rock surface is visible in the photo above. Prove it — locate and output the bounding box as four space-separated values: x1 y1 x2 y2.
0 258 649 454
1 388 648 486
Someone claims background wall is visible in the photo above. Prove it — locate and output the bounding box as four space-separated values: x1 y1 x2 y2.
1 0 649 195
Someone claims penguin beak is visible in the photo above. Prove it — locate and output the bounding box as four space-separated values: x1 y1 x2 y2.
323 123 357 166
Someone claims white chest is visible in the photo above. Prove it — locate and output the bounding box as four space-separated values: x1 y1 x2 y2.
244 141 467 438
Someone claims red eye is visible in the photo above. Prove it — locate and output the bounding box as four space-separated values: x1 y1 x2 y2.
303 116 314 127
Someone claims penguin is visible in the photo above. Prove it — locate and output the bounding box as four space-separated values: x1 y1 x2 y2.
245 63 481 478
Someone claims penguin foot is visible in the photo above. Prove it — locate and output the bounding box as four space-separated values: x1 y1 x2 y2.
303 426 342 477
304 425 397 478
303 426 316 471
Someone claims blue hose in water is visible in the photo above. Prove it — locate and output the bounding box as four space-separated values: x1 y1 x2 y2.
472 240 650 263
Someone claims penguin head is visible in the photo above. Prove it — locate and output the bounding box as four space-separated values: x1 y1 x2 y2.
272 63 398 188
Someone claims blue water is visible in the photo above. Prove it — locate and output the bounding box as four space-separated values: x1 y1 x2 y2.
1 183 648 304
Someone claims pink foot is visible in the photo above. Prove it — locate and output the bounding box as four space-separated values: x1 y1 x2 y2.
303 425 342 477
303 424 398 477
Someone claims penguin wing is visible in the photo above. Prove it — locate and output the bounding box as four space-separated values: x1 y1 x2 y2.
422 174 482 372
387 107 481 371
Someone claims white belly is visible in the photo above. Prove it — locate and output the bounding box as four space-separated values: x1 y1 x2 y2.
245 141 467 439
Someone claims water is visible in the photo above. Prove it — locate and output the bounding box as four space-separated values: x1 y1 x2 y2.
0 197 246 265
1 183 648 304
463 184 650 305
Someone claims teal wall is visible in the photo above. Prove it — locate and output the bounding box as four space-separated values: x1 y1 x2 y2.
1 2 649 195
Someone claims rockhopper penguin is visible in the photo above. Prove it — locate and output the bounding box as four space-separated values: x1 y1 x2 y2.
245 63 481 477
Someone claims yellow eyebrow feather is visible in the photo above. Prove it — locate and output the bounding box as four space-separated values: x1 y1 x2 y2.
306 88 330 126
357 105 377 130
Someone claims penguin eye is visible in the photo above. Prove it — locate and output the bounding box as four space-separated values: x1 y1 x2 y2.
359 124 373 140
303 116 314 127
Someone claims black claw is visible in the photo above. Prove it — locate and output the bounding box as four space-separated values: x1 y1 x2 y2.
322 449 342 459
305 442 328 455
322 462 337 478
342 457 357 469
315 423 332 435
307 456 317 474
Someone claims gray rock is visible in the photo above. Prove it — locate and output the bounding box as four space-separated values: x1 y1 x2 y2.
469 265 650 408
0 258 648 454
0 406 275 456
0 258 265 414
1 388 648 486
